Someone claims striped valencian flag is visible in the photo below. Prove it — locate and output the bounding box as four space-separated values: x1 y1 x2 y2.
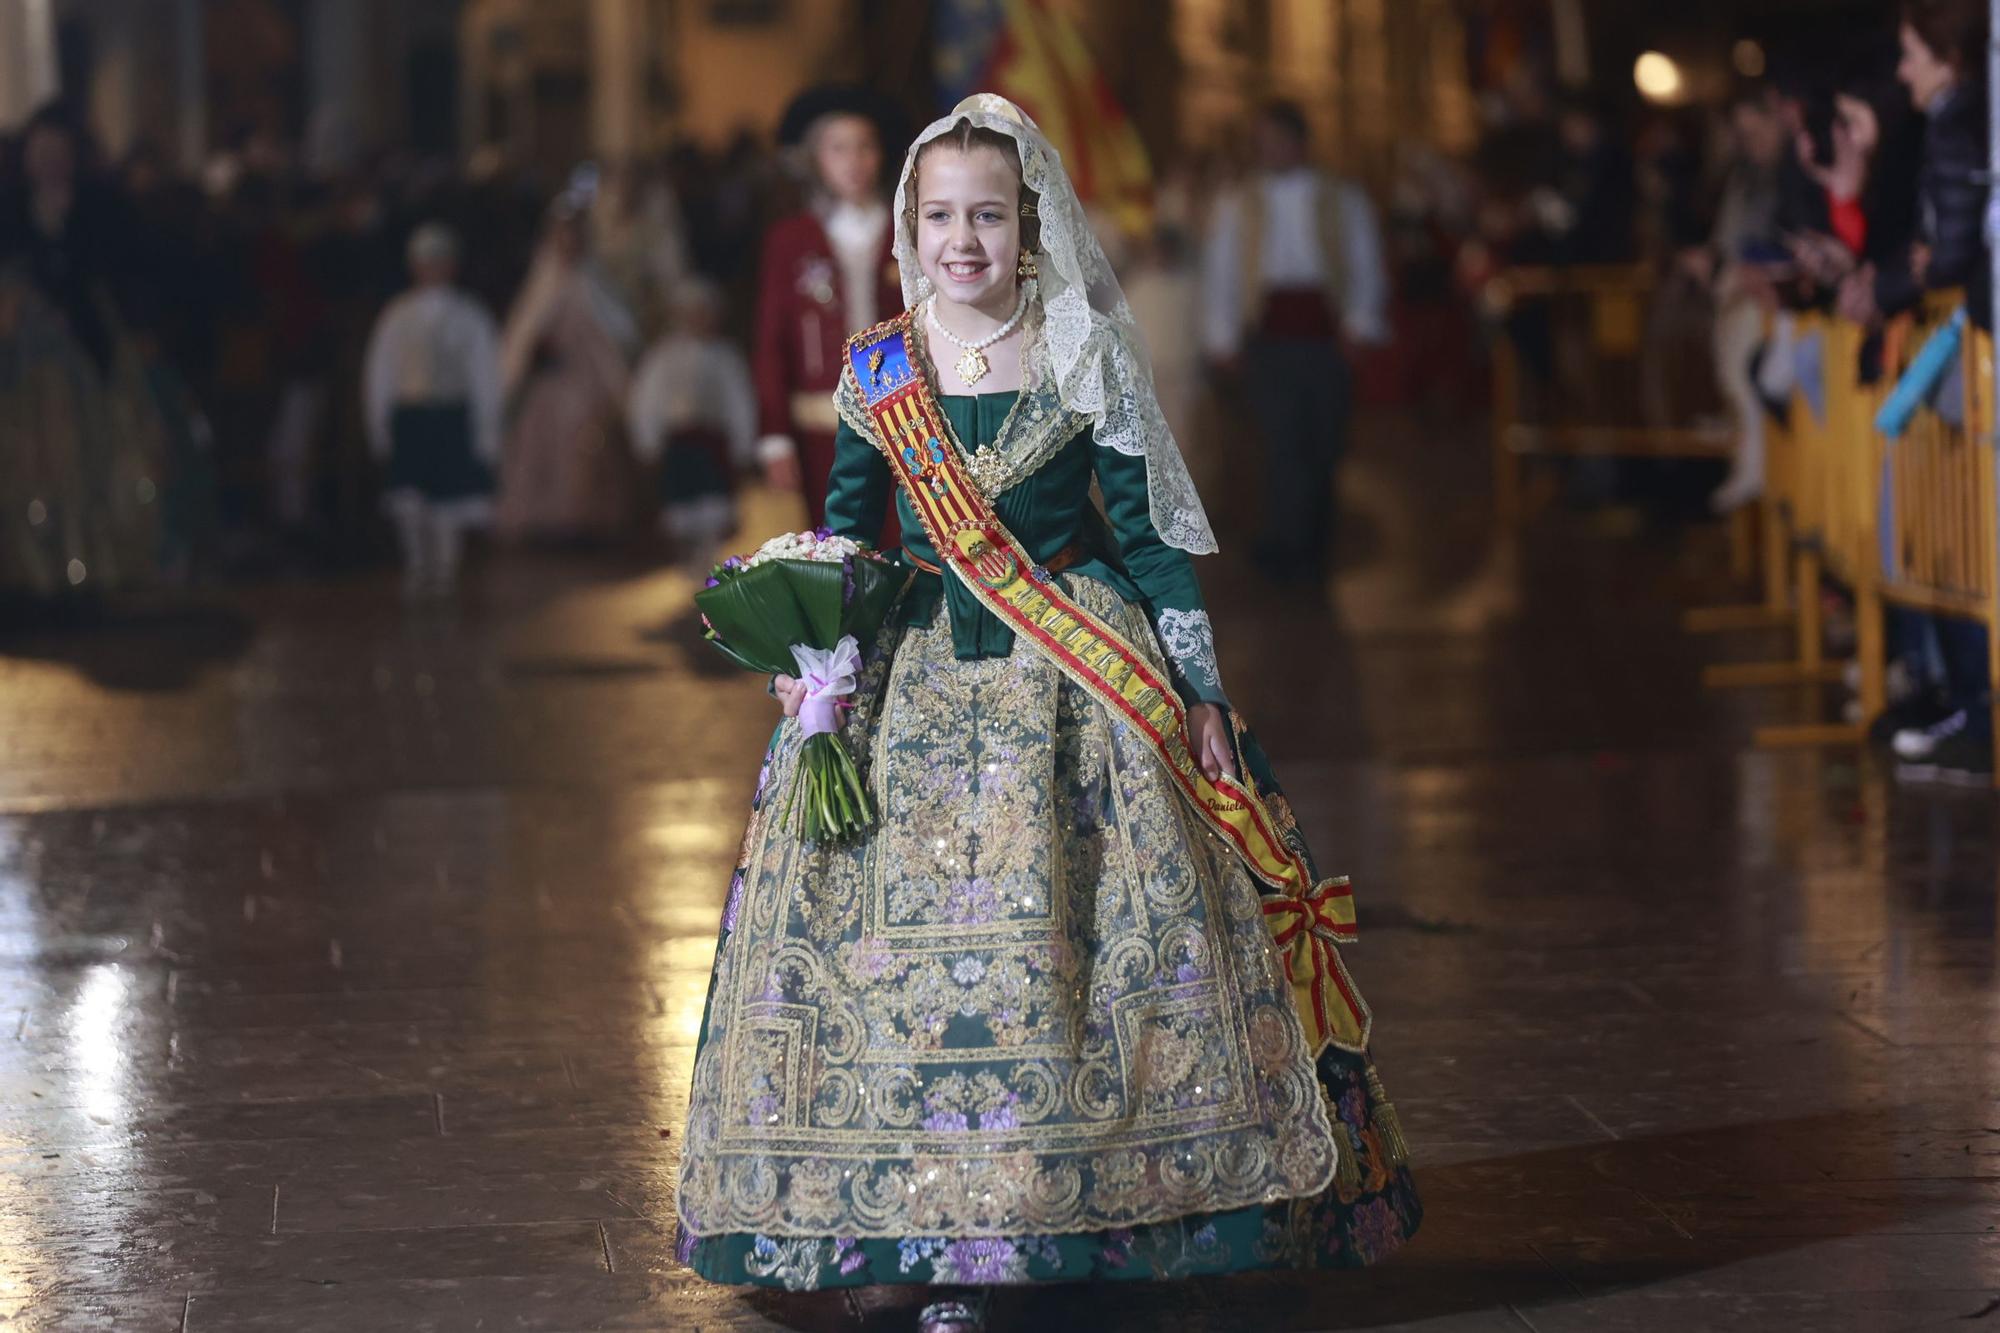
934 0 1154 236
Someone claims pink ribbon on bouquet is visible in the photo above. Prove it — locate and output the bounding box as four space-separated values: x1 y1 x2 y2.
789 636 862 737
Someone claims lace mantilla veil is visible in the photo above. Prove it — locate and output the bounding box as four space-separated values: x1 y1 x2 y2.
892 94 1218 554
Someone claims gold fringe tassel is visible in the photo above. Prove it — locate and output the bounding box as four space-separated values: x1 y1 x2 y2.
1365 1065 1412 1167
1333 1133 1363 1194
1324 1083 1364 1194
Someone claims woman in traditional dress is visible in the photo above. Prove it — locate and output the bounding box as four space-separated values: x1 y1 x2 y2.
592 160 691 341
0 107 166 600
496 194 638 542
674 97 1420 1333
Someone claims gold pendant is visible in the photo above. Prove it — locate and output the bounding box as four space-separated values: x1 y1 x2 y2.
955 347 990 386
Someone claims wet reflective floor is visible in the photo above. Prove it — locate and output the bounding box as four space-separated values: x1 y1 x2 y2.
2 411 1997 1331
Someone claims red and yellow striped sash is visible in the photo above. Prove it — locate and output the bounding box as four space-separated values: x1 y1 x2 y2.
845 315 1370 1055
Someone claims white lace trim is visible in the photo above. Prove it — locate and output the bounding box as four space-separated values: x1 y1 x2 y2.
892 95 1218 554
1155 608 1221 693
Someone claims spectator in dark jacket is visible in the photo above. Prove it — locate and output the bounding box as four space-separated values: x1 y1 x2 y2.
1853 75 1926 275
1840 0 1990 329
1858 0 1998 782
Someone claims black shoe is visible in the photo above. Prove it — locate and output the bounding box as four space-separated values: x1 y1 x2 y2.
1895 729 1995 786
1869 689 1955 749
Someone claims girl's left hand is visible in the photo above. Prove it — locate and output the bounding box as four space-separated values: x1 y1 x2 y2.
1187 703 1239 782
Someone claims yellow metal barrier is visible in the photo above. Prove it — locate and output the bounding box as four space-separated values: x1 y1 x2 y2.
1866 302 2000 778
1490 264 1737 520
1720 293 1993 771
1683 302 1825 647
1745 316 1883 747
1879 315 1995 620
1497 271 1996 773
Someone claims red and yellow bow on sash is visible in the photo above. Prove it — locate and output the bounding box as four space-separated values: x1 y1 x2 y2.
844 313 1372 1055
1261 875 1368 1056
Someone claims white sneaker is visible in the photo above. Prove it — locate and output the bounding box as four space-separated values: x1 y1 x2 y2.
1708 464 1764 513
1892 708 1968 761
1709 408 1766 513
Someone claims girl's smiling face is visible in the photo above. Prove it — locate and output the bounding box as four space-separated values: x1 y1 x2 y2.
914 144 1022 318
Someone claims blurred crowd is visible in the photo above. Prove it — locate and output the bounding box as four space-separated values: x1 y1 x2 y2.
0 80 1451 609
0 102 787 602
9 3 1984 616
1463 0 1986 502
1464 0 1995 780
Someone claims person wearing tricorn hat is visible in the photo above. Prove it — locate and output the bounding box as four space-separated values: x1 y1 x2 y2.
752 85 905 528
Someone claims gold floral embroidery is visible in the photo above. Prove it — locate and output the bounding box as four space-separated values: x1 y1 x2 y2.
676 579 1339 1239
742 1235 826 1290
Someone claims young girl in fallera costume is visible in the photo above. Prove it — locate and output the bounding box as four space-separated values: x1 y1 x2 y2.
674 96 1420 1333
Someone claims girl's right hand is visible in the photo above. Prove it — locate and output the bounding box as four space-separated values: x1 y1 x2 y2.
772 673 807 718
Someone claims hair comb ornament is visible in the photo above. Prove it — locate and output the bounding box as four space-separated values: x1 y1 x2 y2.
952 93 1034 131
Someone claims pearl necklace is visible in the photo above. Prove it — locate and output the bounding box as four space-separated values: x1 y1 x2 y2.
925 286 1028 388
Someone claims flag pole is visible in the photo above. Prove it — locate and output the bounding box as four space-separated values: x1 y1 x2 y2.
1990 0 2000 488
1989 0 2000 615
1990 0 2000 347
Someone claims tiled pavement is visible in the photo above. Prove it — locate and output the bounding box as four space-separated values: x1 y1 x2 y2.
0 414 1995 1331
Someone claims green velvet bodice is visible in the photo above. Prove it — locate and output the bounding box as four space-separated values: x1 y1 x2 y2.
824 391 1224 705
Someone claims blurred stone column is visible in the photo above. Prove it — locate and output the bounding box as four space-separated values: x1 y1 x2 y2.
305 0 369 175
1171 0 1260 151
1338 0 1392 184
1270 0 1336 151
590 0 645 162
1549 0 1589 89
83 0 146 158
175 0 205 171
0 0 59 127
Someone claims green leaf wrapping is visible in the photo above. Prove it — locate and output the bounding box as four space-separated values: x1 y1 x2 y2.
694 555 912 846
694 557 912 677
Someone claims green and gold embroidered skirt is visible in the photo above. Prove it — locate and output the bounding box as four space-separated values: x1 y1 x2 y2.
674 577 1420 1289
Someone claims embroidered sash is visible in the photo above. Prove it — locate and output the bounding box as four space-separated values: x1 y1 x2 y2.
846 314 1370 1055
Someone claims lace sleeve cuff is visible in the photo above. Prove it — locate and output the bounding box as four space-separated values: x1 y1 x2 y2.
1155 608 1227 705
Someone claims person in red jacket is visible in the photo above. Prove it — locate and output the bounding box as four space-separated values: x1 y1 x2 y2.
754 87 904 528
